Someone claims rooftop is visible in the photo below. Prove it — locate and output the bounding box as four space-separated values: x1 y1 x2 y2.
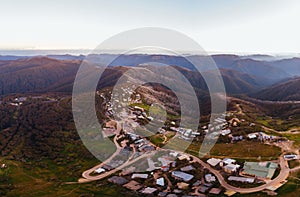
207 158 222 167
242 162 278 179
180 165 195 172
205 174 216 182
156 177 165 187
171 171 194 182
108 176 128 185
141 187 157 194
209 188 222 195
228 176 255 183
131 173 148 179
222 158 236 165
123 180 143 191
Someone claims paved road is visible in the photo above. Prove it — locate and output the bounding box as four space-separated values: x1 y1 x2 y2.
80 132 291 194
181 151 290 194
79 118 293 194
80 152 153 182
80 122 123 182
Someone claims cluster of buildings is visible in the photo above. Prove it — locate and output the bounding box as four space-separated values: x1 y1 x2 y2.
207 158 240 174
94 164 114 175
247 132 282 142
6 96 57 107
8 96 27 106
207 157 279 184
101 87 145 120
106 152 226 196
130 105 154 122
202 114 230 140
170 127 200 141
126 132 156 152
228 176 255 183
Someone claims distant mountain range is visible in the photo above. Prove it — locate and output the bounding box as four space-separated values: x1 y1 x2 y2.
0 54 299 101
250 77 300 101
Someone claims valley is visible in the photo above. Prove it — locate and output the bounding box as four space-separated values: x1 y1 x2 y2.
0 54 299 196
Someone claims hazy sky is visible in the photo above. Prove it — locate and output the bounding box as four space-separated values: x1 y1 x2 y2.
0 0 300 53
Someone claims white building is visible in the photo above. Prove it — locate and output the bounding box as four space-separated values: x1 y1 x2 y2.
224 164 240 173
221 129 231 136
248 133 257 139
131 173 148 179
95 167 106 174
156 177 165 186
205 174 216 182
207 158 222 167
222 158 236 165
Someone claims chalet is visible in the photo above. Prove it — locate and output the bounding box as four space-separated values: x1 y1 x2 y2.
224 164 240 173
156 177 165 187
171 171 194 182
123 180 143 191
228 176 255 183
134 106 144 112
131 173 148 179
95 167 105 174
108 176 128 185
209 188 222 195
177 182 189 190
141 187 157 194
221 129 231 136
180 165 195 172
222 158 236 165
158 192 168 197
205 174 216 182
248 133 257 139
207 158 222 167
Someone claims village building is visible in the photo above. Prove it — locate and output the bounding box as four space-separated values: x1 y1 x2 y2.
248 133 257 139
221 158 236 166
156 177 165 187
221 129 231 136
224 163 240 173
180 165 195 172
123 180 143 191
228 176 255 183
177 182 189 190
167 193 178 197
171 171 194 182
178 154 190 161
207 158 222 167
241 162 278 179
94 167 105 174
198 185 210 193
205 174 216 182
108 176 129 185
141 187 157 194
131 173 148 179
209 188 222 195
158 192 168 197
192 180 201 186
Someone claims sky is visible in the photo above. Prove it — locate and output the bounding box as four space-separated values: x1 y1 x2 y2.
0 0 300 54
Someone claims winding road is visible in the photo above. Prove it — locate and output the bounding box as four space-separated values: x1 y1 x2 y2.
78 107 298 194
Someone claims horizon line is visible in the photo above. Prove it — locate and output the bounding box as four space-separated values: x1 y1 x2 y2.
0 48 299 57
